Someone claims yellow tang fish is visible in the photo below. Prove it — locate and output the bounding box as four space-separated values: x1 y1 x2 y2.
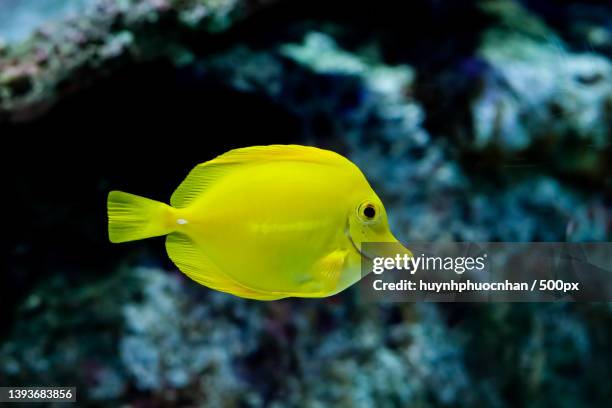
107 145 410 300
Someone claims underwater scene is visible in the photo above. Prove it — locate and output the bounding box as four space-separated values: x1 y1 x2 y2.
1 0 612 406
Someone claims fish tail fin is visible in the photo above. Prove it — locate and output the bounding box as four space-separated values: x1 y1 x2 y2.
107 191 176 243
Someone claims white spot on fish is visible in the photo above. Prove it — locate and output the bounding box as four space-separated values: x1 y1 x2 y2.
177 218 188 225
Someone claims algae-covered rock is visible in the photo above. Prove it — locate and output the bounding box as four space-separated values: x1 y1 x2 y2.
0 266 465 405
474 37 612 153
472 1 612 180
413 0 612 184
2 266 612 406
0 0 94 43
0 0 273 122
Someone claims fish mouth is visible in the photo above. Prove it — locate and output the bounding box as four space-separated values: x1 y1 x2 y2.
345 221 412 261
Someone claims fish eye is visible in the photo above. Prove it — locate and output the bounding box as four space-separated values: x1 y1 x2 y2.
358 202 378 222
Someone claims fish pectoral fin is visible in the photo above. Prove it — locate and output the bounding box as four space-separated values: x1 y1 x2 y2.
165 233 283 300
313 249 349 293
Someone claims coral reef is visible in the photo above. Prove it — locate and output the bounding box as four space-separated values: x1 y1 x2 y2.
472 1 612 177
2 266 612 406
0 0 93 43
0 0 272 122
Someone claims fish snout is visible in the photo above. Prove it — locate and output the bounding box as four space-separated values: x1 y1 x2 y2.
360 237 413 261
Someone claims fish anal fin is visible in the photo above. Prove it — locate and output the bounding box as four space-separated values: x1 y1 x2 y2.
165 233 283 300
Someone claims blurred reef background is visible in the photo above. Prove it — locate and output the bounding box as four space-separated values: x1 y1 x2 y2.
1 0 612 406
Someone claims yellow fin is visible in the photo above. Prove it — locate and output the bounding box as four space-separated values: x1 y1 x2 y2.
165 233 284 300
107 191 174 243
313 249 349 293
203 144 352 166
170 163 231 208
171 145 354 208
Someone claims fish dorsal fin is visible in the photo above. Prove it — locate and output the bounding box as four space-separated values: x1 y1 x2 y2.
170 145 352 208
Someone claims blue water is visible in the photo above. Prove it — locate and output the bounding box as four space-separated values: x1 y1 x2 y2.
0 0 94 43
